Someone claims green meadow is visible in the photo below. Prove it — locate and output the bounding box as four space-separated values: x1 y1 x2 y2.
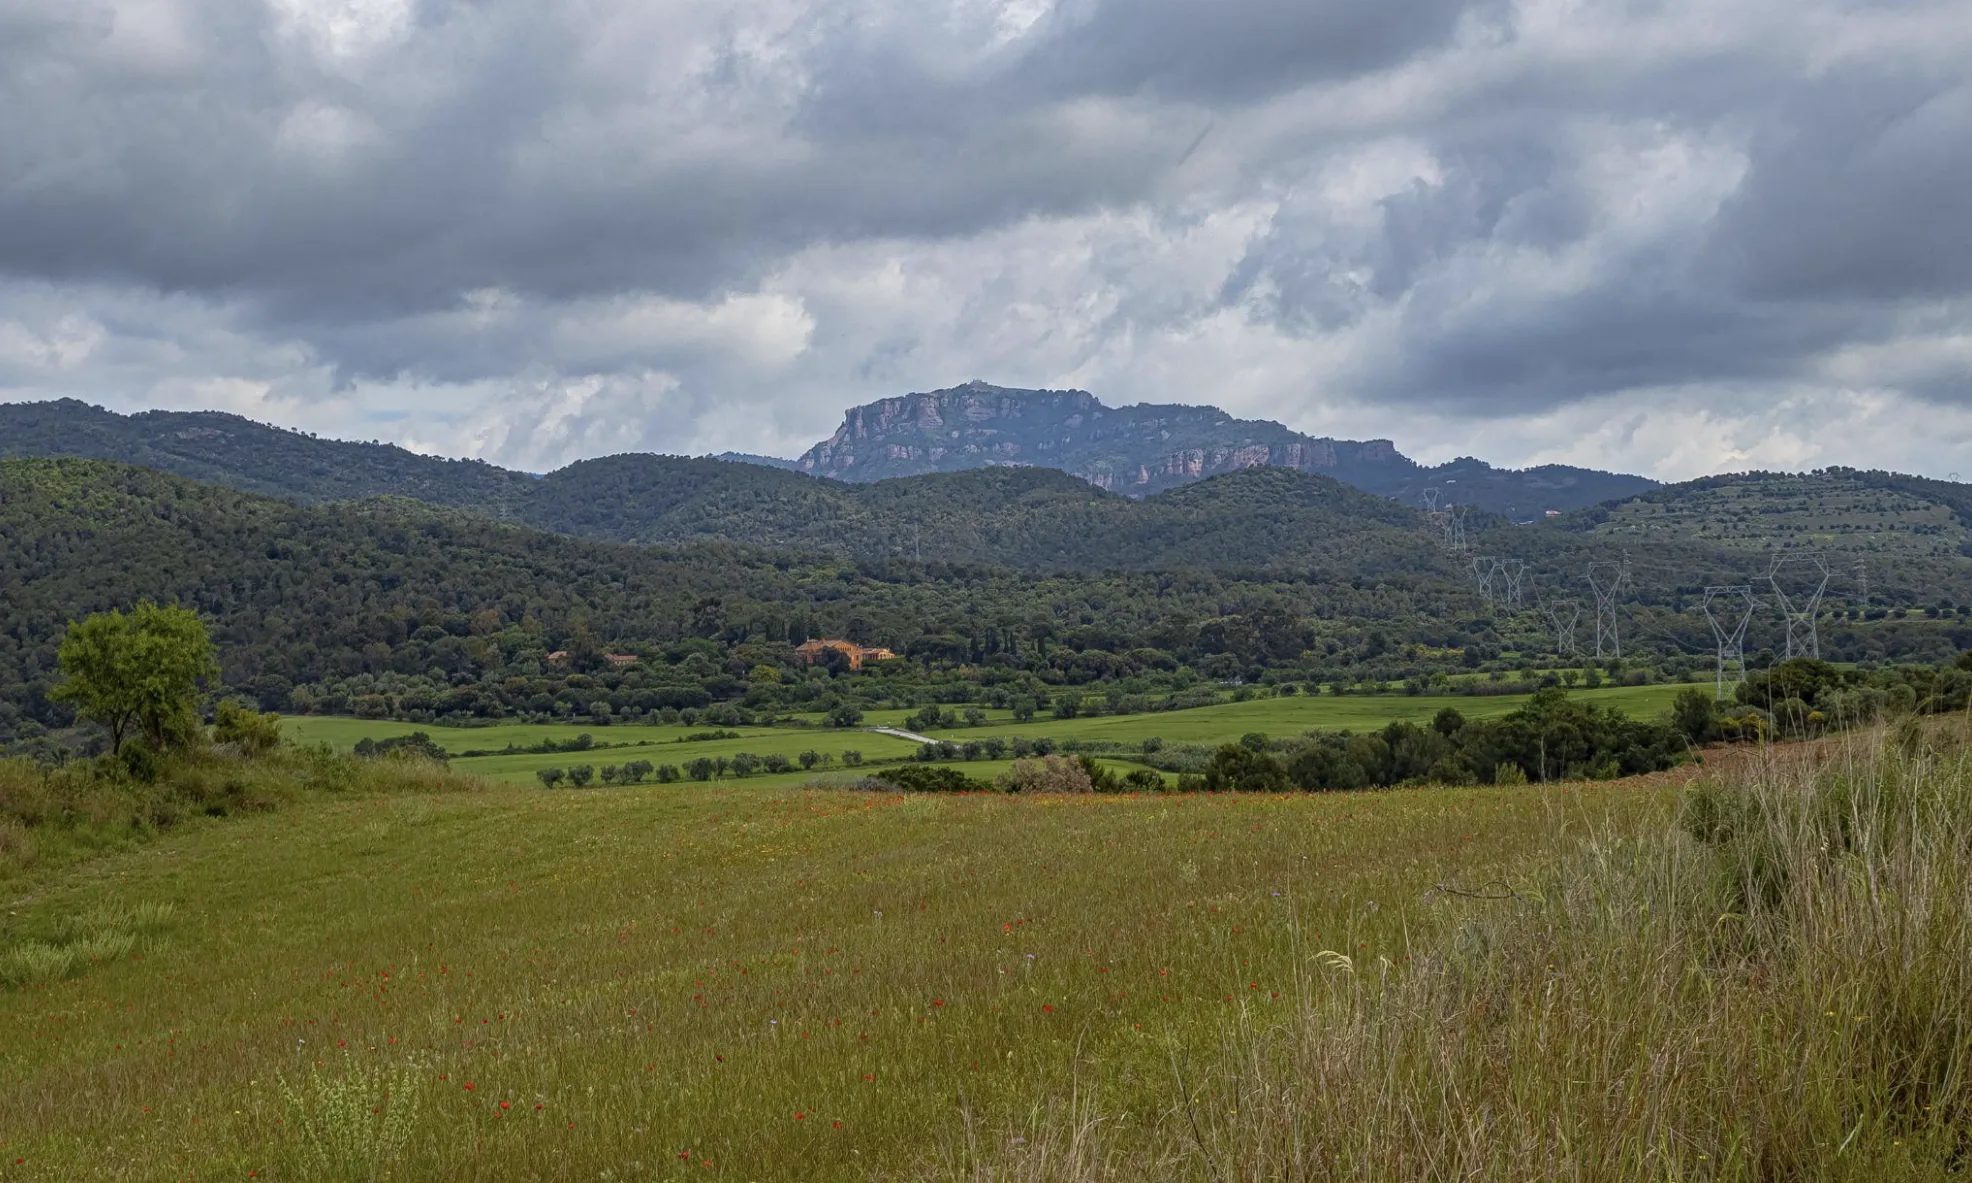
286 683 1692 786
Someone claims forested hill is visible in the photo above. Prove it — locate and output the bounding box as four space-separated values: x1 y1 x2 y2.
0 398 530 507
0 457 1482 734
2 458 1966 745
524 460 1449 573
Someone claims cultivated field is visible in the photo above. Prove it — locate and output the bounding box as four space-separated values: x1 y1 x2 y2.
286 683 1691 786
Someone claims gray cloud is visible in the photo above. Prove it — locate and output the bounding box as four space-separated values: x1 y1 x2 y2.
1 0 1970 480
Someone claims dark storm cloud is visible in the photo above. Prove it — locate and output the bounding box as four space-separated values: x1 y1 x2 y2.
1 0 1970 474
3 0 1467 333
1713 71 1972 302
1012 0 1486 103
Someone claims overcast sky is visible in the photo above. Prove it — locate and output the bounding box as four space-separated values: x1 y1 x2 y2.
2 0 1969 479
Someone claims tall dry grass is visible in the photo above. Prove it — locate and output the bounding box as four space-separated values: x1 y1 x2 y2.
964 718 1972 1181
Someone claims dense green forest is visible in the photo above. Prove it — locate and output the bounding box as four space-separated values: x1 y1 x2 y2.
3 458 1968 753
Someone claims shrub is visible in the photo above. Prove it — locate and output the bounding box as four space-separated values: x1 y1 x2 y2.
1202 744 1289 792
995 756 1094 794
867 766 992 793
213 699 284 756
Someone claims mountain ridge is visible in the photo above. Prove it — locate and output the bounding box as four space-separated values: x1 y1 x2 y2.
788 381 1658 516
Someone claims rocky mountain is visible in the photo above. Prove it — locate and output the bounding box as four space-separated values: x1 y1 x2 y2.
789 381 1657 516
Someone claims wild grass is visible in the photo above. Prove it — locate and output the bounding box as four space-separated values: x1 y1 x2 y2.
0 744 476 881
959 719 1972 1180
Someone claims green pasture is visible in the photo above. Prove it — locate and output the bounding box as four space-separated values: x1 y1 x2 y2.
288 683 1690 786
284 717 711 751
944 683 1689 747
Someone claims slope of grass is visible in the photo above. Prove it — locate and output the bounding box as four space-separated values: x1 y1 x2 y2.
0 772 1656 1180
971 721 1972 1179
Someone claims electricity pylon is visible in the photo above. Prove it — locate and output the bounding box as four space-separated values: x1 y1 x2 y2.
1543 599 1582 657
1701 585 1757 700
1768 553 1830 659
1499 560 1528 610
1587 557 1630 659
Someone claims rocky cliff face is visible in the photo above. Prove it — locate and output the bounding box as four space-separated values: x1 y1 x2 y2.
789 382 1656 514
795 381 1410 495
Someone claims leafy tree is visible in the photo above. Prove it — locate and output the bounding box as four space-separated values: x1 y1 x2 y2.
798 749 820 770
568 764 594 787
537 767 566 788
686 758 716 781
51 602 216 755
827 704 864 728
600 765 620 785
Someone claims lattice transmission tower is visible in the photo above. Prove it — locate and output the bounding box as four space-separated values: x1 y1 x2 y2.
1700 585 1757 700
1587 557 1631 660
1768 554 1831 659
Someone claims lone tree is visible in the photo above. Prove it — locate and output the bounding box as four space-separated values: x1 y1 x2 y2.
51 602 217 756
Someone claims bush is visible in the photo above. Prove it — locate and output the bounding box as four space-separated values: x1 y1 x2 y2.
995 756 1094 794
354 733 449 763
213 699 283 756
1202 744 1289 792
867 765 993 793
1671 687 1721 744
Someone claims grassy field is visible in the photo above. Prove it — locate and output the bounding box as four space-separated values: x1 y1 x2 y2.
286 683 1691 786
0 772 1658 1180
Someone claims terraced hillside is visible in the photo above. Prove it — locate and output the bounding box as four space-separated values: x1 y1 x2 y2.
1572 471 1969 559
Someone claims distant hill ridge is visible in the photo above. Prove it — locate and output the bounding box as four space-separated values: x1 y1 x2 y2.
789 381 1658 516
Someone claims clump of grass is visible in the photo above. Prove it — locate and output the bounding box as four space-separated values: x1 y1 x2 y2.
275 1056 422 1182
0 898 173 988
967 722 1972 1180
0 929 134 987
